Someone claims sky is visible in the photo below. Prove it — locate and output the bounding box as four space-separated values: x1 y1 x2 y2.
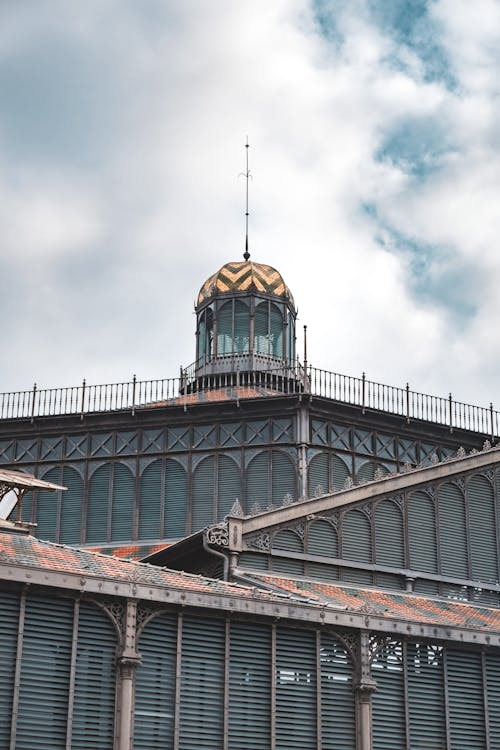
1 0 500 409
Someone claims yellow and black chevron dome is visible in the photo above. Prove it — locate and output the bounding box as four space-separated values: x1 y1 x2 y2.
197 261 294 306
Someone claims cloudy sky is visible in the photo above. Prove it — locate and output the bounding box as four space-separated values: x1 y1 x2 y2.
1 0 499 409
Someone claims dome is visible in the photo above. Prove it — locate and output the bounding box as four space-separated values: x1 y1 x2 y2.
197 260 294 307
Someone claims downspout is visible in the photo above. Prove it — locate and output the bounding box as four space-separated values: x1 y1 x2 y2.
202 530 229 581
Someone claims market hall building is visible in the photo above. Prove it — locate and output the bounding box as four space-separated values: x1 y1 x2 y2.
1 255 500 749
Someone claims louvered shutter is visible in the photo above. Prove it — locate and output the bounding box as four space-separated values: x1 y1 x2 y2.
468 474 498 582
16 595 73 750
332 455 350 491
179 616 225 749
269 303 283 357
407 643 445 748
134 612 177 749
234 300 249 353
447 649 486 749
341 510 372 585
139 459 162 539
72 602 116 749
271 450 296 506
59 467 83 544
164 459 187 538
87 465 110 543
254 302 268 355
486 652 500 747
407 490 438 573
308 452 329 497
272 530 304 575
246 452 269 511
217 301 233 355
192 457 215 531
238 552 269 570
307 520 339 581
438 483 468 578
320 634 355 750
111 463 134 541
0 589 19 747
374 499 404 567
218 455 241 519
276 627 317 750
372 641 405 750
37 467 60 541
228 621 271 749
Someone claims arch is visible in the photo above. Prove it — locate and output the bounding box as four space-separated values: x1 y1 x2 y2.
36 466 61 541
216 299 250 356
308 519 338 558
356 461 389 484
245 450 297 512
342 509 371 564
245 452 268 512
468 473 498 582
308 452 329 497
87 464 111 543
164 459 187 538
59 466 84 545
110 463 134 542
192 455 215 531
374 499 404 568
332 455 351 491
86 462 135 544
272 450 297 506
218 455 241 519
139 459 162 539
407 491 437 573
438 482 467 578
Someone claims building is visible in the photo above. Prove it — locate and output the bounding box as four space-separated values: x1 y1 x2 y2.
1 254 499 749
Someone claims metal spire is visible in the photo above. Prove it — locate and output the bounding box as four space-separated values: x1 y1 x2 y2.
243 138 251 261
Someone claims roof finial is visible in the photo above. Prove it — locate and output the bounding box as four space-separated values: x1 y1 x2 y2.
243 137 251 261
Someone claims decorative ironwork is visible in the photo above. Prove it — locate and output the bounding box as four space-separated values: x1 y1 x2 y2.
228 498 244 517
206 522 230 548
456 446 466 459
294 522 305 540
91 598 125 642
248 532 270 552
137 602 166 635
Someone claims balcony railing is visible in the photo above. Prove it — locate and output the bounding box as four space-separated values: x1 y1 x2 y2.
0 361 498 438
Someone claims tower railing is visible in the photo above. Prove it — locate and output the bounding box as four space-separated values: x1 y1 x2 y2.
0 363 498 438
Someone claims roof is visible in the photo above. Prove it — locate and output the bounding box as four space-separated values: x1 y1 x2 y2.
197 261 294 307
142 384 279 410
241 572 500 634
87 541 171 561
0 468 66 496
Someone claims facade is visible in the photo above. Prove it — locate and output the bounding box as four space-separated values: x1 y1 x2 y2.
1 255 500 749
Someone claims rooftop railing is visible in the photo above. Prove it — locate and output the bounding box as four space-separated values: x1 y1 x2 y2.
0 361 498 438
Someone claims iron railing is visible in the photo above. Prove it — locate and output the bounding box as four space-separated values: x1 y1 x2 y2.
0 363 498 438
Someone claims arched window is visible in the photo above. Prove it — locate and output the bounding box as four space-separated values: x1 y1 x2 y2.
198 306 214 363
216 300 249 355
254 301 284 357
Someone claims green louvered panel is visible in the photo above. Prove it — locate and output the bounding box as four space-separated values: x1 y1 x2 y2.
72 602 116 749
0 588 19 747
407 491 438 573
307 519 339 580
217 301 233 354
228 621 271 749
468 474 498 583
17 595 73 750
134 612 177 749
271 450 296 505
308 453 329 497
246 452 269 511
20 489 33 524
272 529 304 575
276 627 317 750
341 509 372 585
356 461 376 482
447 649 486 749
218 455 241 519
486 652 500 747
139 460 162 539
164 459 187 538
413 579 439 595
179 616 225 749
375 499 404 568
192 457 215 531
332 455 350 491
59 467 83 544
438 483 468 579
234 300 250 353
238 552 269 570
111 463 134 541
269 303 283 357
372 641 405 750
320 634 355 749
254 302 268 355
37 467 61 541
87 465 110 543
407 643 445 748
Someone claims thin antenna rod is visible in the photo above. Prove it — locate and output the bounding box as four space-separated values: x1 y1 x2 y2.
244 138 250 261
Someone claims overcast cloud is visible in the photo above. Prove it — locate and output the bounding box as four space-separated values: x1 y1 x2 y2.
0 0 499 409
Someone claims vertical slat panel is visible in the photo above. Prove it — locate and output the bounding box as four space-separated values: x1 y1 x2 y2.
307 519 339 581
16 594 73 750
407 490 438 573
486 652 500 748
87 465 110 543
192 457 215 531
271 450 296 506
139 459 162 539
234 300 250 353
164 459 187 538
179 616 225 749
36 467 61 541
447 648 486 749
272 530 304 575
275 627 317 750
72 602 116 749
320 634 355 750
341 510 372 585
375 499 404 568
228 621 271 749
134 612 177 749
439 483 468 579
217 301 233 355
407 643 445 748
372 640 405 750
60 467 83 545
332 455 350 492
308 453 329 497
254 302 268 355
468 475 497 582
218 455 241 519
269 303 283 358
0 588 19 748
111 463 134 541
246 452 269 512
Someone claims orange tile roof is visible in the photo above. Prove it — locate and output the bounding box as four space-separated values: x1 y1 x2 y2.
87 541 170 561
142 385 279 408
